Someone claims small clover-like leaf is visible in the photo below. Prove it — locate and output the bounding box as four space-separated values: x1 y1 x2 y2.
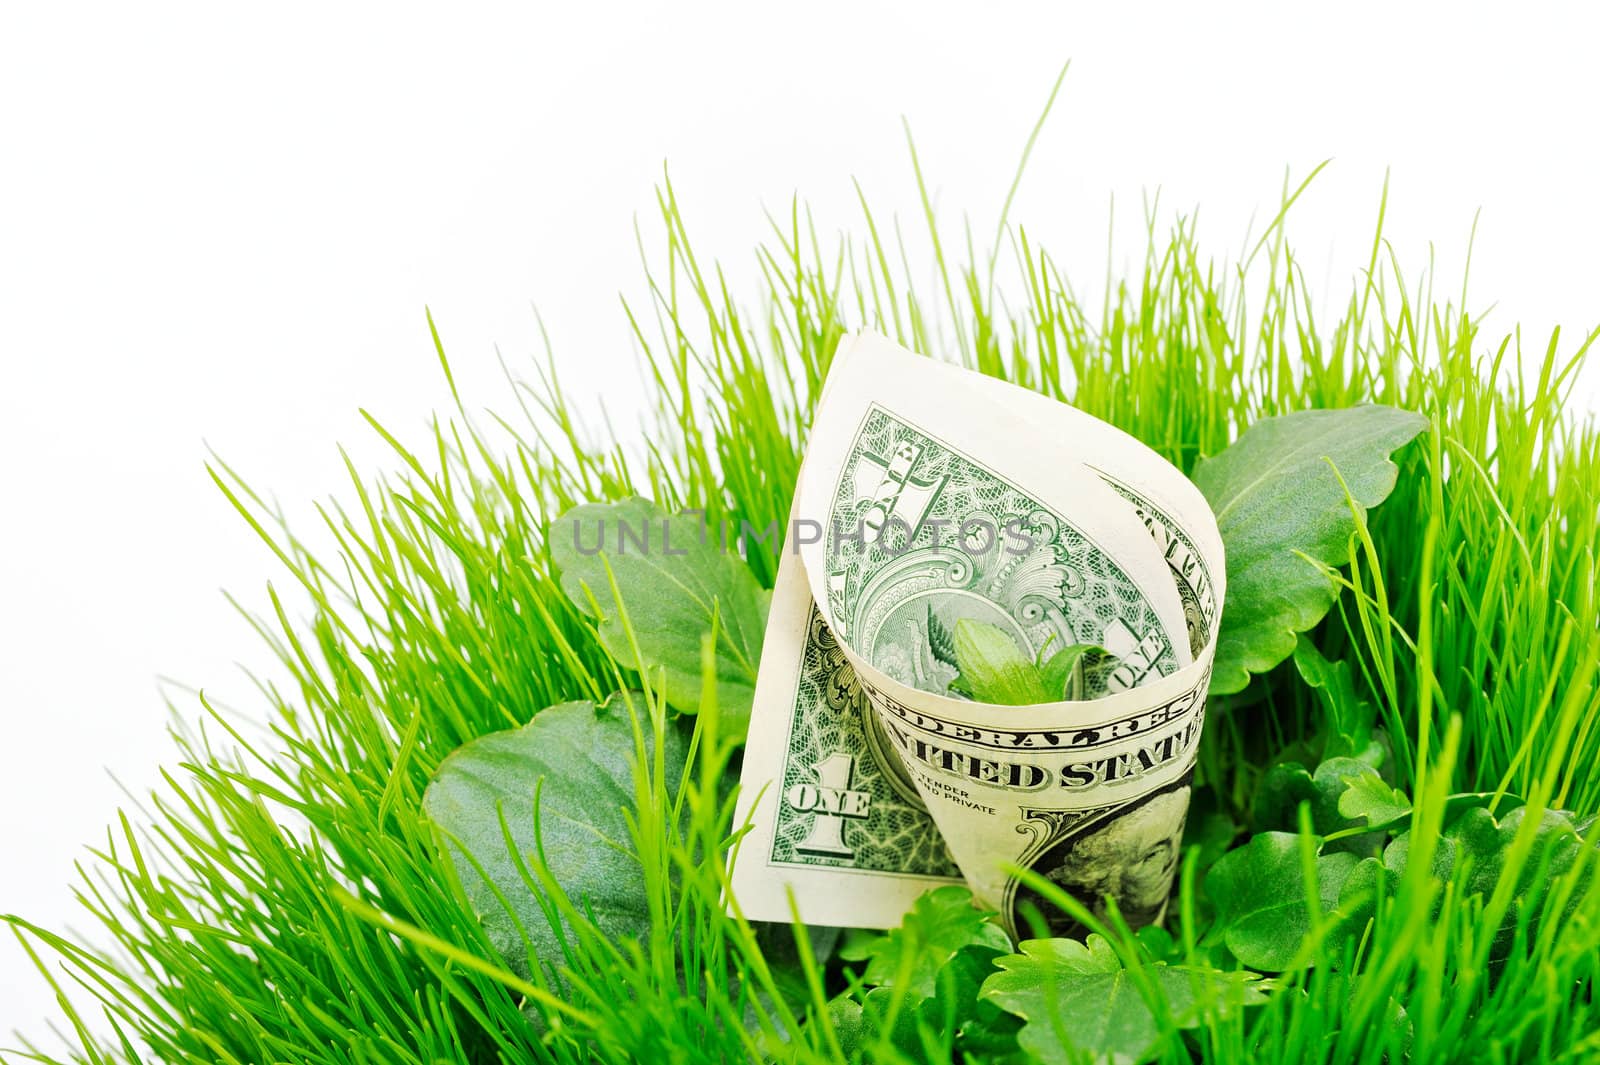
1253 746 1395 855
1337 767 1412 829
841 885 1011 1003
851 945 1026 1061
1319 855 1401 967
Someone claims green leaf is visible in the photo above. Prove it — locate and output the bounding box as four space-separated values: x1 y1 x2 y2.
823 996 870 1057
1192 405 1428 695
421 697 687 987
550 497 771 735
1307 753 1392 855
1383 804 1588 962
1319 855 1400 966
835 887 1018 1060
931 948 1028 1060
1251 743 1394 857
1447 805 1583 896
1038 643 1108 701
1205 831 1361 970
1251 760 1317 831
1337 767 1412 829
951 619 1054 705
849 945 1026 1062
981 935 1266 1064
1292 638 1377 758
841 885 1011 1003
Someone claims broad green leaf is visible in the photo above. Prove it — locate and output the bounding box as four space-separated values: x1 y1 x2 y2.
1192 405 1428 695
909 944 1016 1048
551 497 771 735
833 888 1019 1060
951 619 1054 705
841 884 1011 1002
1446 805 1583 896
1205 832 1361 970
981 935 1266 1064
1319 855 1400 966
1134 924 1178 961
422 697 688 987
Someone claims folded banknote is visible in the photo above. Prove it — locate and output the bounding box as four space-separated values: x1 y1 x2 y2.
731 333 1224 937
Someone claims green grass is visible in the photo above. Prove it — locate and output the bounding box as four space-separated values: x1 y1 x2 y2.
6 125 1600 1064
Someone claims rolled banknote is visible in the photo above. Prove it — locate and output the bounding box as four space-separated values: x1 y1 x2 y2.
732 333 1224 937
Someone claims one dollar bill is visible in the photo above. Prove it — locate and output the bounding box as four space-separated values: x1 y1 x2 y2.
731 333 1224 937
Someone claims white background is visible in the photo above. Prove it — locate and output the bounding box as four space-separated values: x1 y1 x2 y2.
2 2 1596 1039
